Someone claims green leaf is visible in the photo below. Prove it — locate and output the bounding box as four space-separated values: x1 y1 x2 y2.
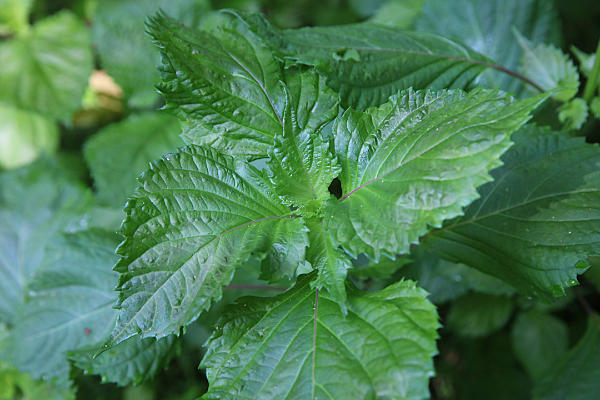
0 0 32 35
401 249 515 304
591 97 600 120
0 361 75 400
268 72 340 212
92 0 211 107
111 146 308 343
0 159 92 324
324 88 544 260
305 219 352 313
70 335 178 386
447 293 513 338
571 46 596 78
369 0 424 29
235 12 494 109
511 311 569 380
415 0 561 96
84 112 184 207
424 126 600 300
514 30 579 102
533 315 600 400
349 256 411 280
201 274 439 400
0 104 58 169
148 12 286 159
5 230 120 386
558 98 588 130
0 11 93 119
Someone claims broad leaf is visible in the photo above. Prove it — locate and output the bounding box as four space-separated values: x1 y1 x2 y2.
70 335 178 386
84 112 184 207
592 97 600 120
0 104 58 169
148 12 286 158
201 274 439 400
305 219 352 313
5 230 120 386
423 126 600 300
324 89 545 260
511 311 569 380
447 293 513 338
515 30 579 102
0 160 92 324
111 146 307 343
415 0 561 96
0 11 93 119
268 72 340 212
236 12 495 109
533 315 600 400
92 0 210 107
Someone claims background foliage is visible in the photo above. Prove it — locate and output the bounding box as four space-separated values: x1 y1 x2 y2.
1 0 600 399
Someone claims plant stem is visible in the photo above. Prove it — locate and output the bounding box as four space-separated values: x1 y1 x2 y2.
583 40 600 102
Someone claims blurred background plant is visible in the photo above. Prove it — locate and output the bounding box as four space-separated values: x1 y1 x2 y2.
0 0 599 399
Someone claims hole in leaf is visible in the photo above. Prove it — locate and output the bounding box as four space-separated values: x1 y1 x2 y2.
329 178 342 199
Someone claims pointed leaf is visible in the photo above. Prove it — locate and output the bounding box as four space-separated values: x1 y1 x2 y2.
515 30 579 102
306 219 351 313
533 315 600 400
70 334 178 387
84 112 184 207
92 0 211 107
201 275 439 400
5 230 120 386
147 12 285 158
268 71 340 212
0 11 93 119
236 12 495 109
415 0 561 96
112 145 307 343
424 126 600 300
325 89 545 260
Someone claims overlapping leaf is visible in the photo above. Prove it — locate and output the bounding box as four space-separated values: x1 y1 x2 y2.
201 274 439 400
0 160 92 324
515 30 579 102
511 311 569 380
533 315 600 400
111 146 307 343
415 0 561 96
268 71 340 212
84 112 184 207
447 293 513 338
4 230 120 386
148 12 286 158
70 335 178 386
324 88 545 260
305 219 351 313
423 126 600 300
0 11 93 119
235 12 494 109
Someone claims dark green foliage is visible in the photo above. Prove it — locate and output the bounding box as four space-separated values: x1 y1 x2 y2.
1 0 599 399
